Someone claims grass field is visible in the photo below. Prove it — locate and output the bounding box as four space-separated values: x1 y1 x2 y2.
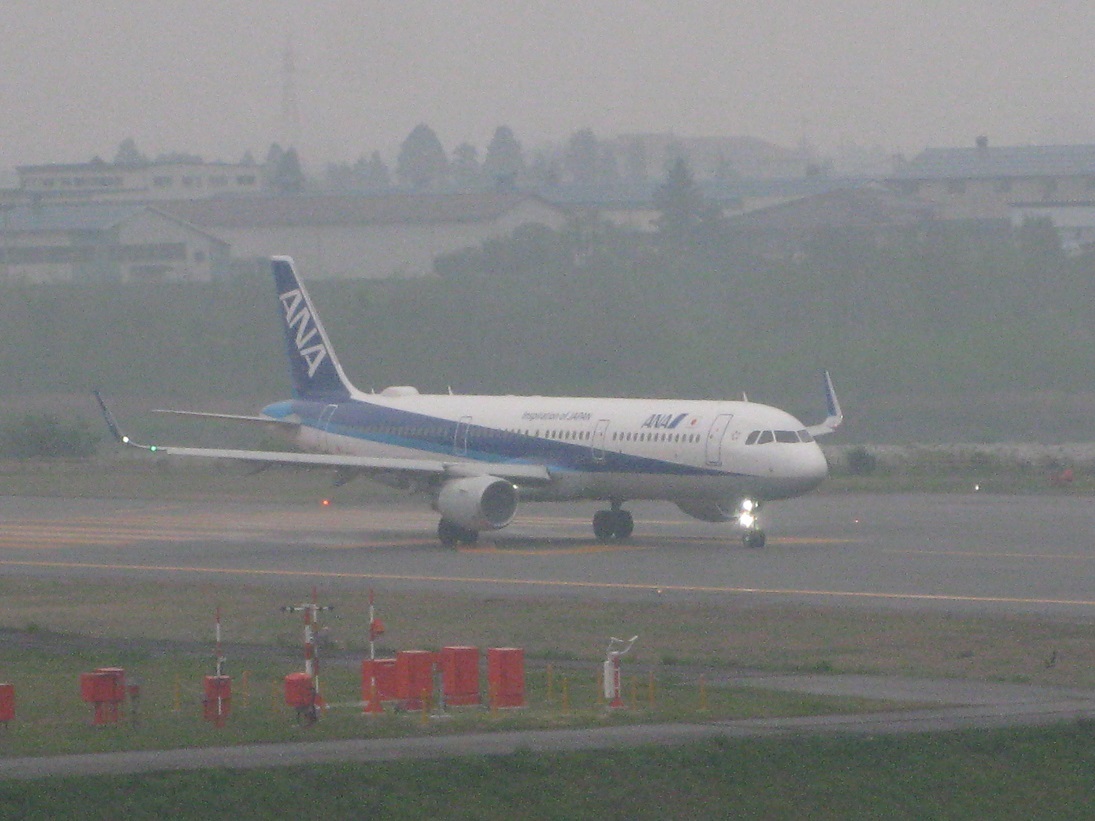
2 725 1094 818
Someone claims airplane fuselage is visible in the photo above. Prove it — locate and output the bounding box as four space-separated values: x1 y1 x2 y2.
261 391 829 505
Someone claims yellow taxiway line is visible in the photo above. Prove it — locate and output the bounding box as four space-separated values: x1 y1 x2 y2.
2 558 1094 609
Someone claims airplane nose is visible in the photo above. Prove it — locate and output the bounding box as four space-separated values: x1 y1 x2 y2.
801 443 829 486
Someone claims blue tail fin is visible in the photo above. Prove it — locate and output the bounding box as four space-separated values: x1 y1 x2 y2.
271 256 355 401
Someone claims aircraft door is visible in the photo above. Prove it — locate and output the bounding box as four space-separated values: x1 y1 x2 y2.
318 404 338 452
591 419 610 463
704 414 734 467
454 416 472 456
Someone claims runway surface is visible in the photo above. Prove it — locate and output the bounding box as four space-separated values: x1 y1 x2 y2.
1 491 1094 618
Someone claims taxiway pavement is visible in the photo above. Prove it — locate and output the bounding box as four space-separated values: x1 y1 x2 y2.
1 492 1093 618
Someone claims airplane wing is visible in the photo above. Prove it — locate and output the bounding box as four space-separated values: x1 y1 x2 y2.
94 392 552 485
805 370 844 437
152 409 300 427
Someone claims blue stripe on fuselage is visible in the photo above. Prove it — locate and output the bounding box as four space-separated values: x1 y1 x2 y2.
261 398 734 478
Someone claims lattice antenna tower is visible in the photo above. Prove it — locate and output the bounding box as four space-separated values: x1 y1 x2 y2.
281 37 301 147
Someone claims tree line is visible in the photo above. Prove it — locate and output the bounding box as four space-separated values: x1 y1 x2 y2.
2 195 1092 441
106 124 729 196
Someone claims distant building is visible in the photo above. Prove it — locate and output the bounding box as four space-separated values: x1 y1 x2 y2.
1009 201 1095 255
888 138 1095 220
721 186 937 258
608 134 814 180
15 158 264 203
0 203 230 283
159 192 570 278
543 176 866 233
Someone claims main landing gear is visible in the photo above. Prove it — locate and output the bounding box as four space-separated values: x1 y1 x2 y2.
593 501 634 542
438 518 479 548
742 529 766 549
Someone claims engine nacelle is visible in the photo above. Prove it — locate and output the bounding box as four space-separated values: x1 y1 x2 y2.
676 500 738 523
435 475 518 531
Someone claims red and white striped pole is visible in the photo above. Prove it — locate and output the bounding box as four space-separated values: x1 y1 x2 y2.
368 588 386 660
363 589 387 715
282 588 334 715
214 607 225 718
215 608 224 676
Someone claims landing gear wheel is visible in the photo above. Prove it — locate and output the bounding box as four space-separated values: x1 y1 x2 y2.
593 510 616 542
438 519 479 548
614 510 634 539
593 509 634 541
742 529 767 549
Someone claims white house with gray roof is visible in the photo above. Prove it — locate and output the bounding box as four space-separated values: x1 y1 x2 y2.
0 203 230 283
159 192 570 279
889 138 1095 220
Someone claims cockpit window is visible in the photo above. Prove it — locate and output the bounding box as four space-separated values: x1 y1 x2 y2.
744 430 760 445
756 430 774 445
775 430 799 443
798 429 814 443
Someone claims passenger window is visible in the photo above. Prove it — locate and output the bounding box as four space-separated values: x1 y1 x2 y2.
745 431 760 445
756 430 774 445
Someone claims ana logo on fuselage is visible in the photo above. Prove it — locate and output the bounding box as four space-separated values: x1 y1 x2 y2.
641 413 689 429
279 289 328 378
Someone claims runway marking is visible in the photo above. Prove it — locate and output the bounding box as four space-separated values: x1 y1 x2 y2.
457 543 659 556
884 548 1095 561
318 539 439 550
2 558 1094 609
0 527 279 549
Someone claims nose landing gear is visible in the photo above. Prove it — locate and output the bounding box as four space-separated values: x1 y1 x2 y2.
739 498 766 548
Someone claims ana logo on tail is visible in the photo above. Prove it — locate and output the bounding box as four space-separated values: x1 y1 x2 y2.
279 288 328 378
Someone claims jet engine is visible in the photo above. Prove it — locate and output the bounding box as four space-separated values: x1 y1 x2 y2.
675 500 738 523
435 475 518 531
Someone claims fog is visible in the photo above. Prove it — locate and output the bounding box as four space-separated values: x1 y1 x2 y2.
3 2 1095 172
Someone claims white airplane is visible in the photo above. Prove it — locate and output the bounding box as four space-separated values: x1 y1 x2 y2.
97 256 842 548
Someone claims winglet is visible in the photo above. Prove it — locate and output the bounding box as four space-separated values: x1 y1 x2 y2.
93 391 160 452
806 370 843 437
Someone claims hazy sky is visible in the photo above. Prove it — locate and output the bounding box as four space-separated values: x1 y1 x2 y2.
4 1 1095 172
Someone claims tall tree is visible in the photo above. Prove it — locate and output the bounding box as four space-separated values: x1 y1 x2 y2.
360 151 391 189
396 124 448 189
653 157 719 238
113 138 146 166
268 146 305 194
482 126 524 190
